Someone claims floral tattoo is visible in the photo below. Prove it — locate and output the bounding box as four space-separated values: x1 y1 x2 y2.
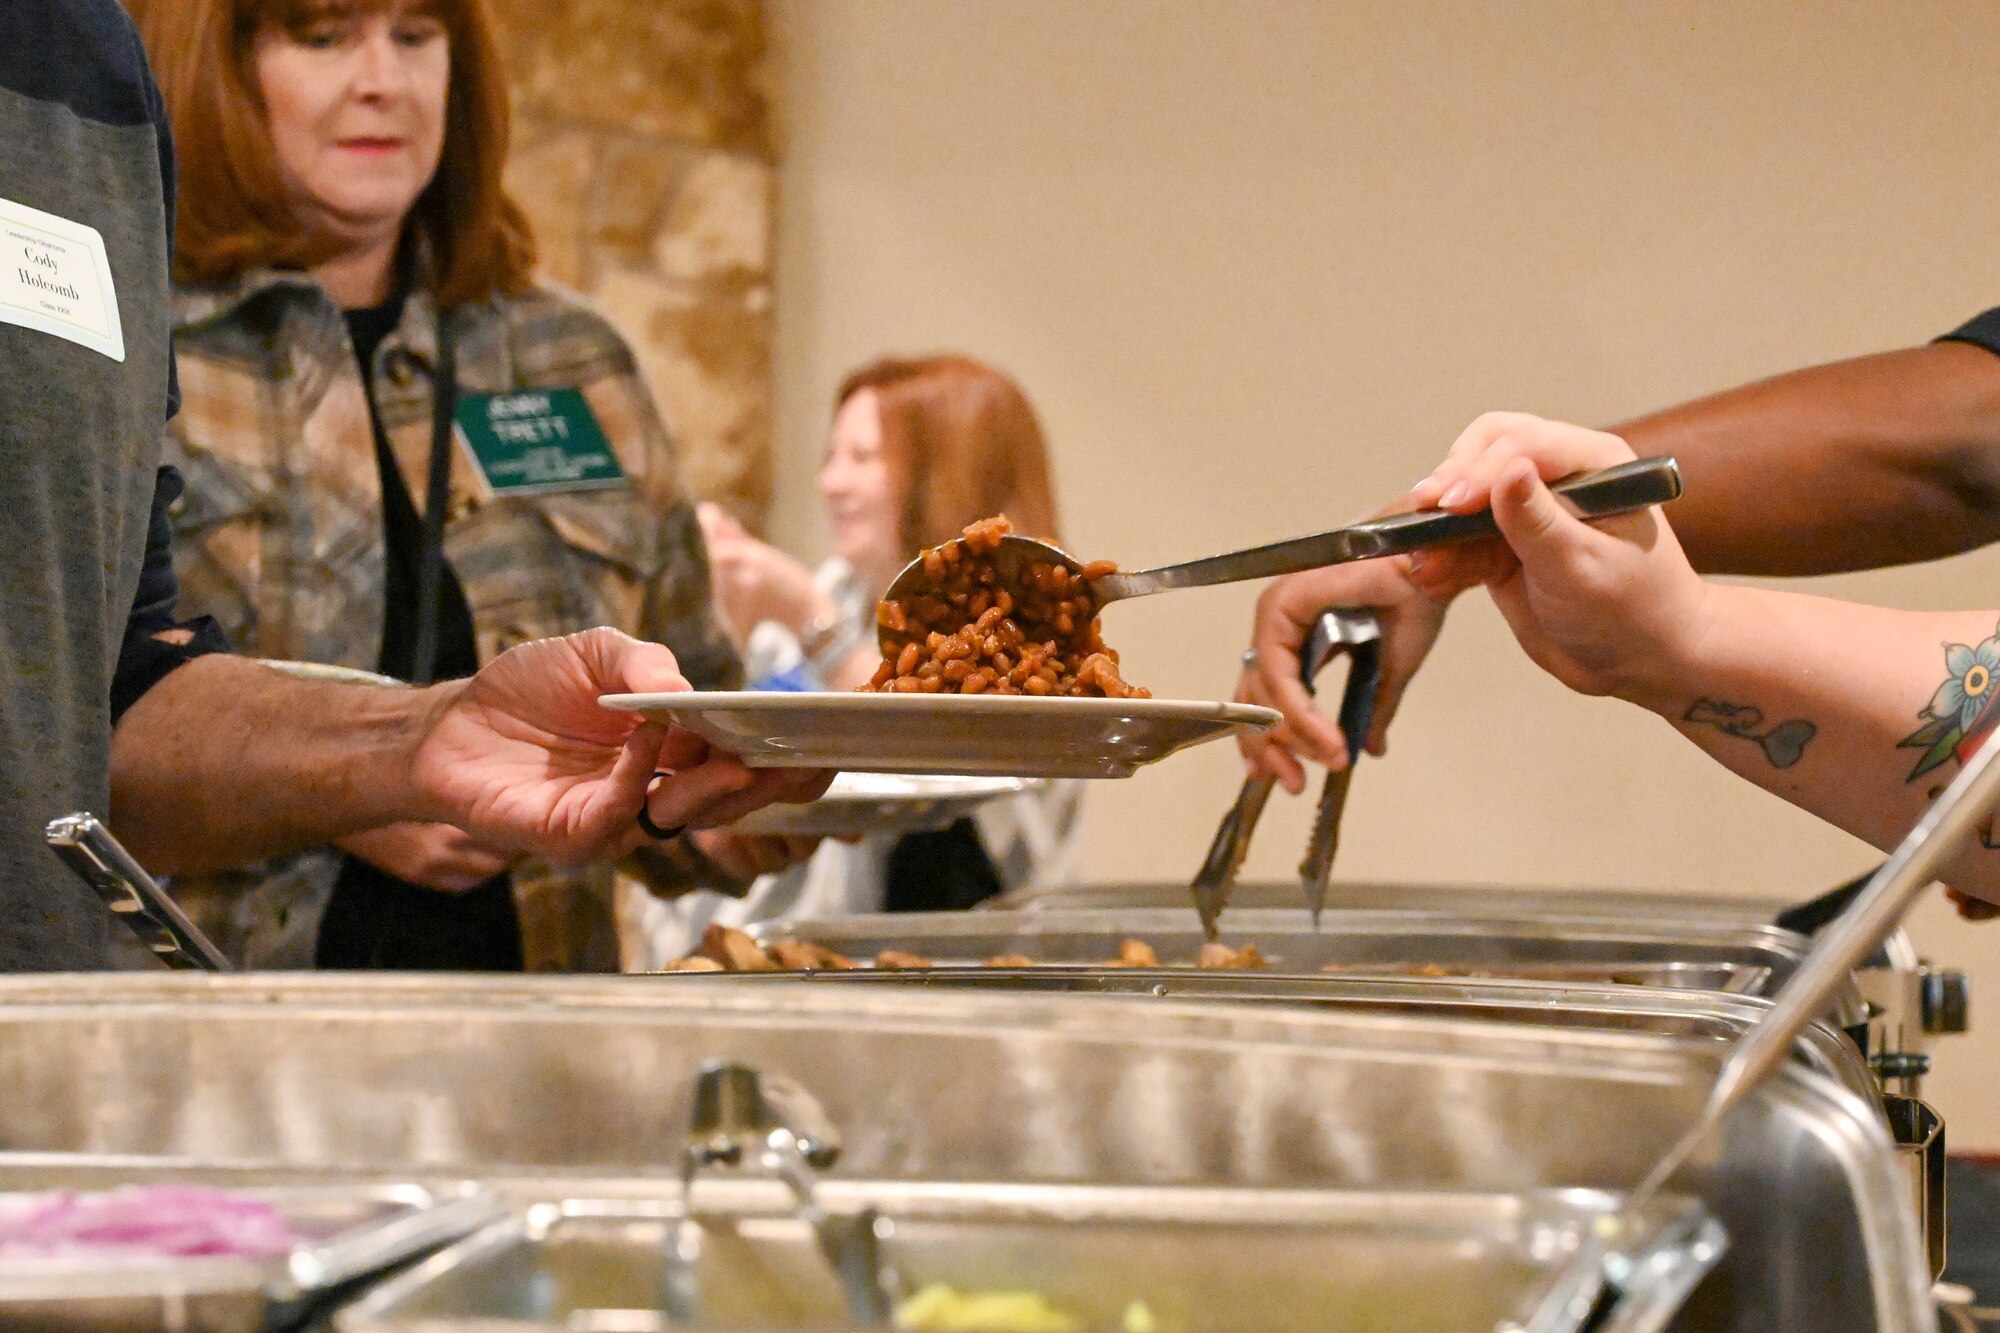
1899 620 2000 781
1682 699 1815 768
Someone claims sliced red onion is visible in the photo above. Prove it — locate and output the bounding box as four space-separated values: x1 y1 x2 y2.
0 1186 299 1260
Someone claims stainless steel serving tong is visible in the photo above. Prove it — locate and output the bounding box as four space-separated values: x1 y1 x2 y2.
45 812 230 971
1190 607 1382 938
678 1062 896 1326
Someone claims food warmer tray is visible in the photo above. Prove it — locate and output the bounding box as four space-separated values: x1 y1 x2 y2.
992 879 1799 921
745 908 1863 1016
0 1180 500 1332
336 1186 1722 1333
984 886 1948 1091
0 973 1931 1333
698 967 1877 1104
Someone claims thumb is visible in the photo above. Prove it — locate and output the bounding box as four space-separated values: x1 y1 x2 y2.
585 628 690 696
1489 458 1595 574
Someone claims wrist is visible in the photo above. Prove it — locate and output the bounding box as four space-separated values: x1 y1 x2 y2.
389 680 473 827
1615 581 1747 716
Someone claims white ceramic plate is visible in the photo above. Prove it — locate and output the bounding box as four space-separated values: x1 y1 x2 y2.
729 772 1031 836
597 691 1279 778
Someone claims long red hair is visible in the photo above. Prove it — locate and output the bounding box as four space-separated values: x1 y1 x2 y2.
129 0 535 306
836 355 1060 552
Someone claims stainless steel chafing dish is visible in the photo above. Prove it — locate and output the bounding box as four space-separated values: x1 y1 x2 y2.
745 908 1864 1020
993 880 1968 1093
336 1186 1723 1333
699 953 1942 1280
693 967 1878 1104
0 974 1931 1333
993 879 1800 920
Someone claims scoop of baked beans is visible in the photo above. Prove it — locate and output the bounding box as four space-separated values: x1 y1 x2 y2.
862 516 1151 699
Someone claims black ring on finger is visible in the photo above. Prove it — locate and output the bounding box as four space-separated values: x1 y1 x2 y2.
637 798 686 843
640 770 688 841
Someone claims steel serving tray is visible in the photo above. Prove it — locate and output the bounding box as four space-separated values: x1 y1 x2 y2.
993 880 1798 921
0 1180 500 1332
745 908 1868 1019
683 967 1878 1105
335 1186 1723 1333
0 974 1931 1333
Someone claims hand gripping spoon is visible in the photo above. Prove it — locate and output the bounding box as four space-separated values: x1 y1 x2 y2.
879 456 1683 656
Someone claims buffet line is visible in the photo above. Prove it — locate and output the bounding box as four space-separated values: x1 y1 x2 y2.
0 875 1965 1331
0 584 1980 1332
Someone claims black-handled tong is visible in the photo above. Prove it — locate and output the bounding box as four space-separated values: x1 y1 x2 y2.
1298 611 1383 927
1191 607 1383 939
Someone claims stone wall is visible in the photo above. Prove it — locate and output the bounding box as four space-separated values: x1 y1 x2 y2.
490 0 776 527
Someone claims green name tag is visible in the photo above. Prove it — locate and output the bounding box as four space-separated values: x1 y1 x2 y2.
455 389 626 495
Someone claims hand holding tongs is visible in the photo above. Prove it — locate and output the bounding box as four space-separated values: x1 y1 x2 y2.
1191 608 1382 939
45 813 231 971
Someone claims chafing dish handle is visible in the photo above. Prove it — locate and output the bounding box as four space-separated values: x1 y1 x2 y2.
44 813 232 971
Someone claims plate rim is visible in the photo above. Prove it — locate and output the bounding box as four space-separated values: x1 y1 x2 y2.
813 773 1031 800
598 690 1279 727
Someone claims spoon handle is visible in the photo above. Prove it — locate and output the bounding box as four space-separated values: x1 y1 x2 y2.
1094 456 1682 601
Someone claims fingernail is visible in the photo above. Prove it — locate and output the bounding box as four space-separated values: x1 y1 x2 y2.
1406 551 1425 574
1438 481 1471 508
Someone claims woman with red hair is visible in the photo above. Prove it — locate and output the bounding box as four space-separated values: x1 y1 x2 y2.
642 355 1077 960
700 354 1060 692
130 0 800 970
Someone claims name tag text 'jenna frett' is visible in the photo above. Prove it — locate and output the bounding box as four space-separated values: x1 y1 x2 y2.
0 195 125 362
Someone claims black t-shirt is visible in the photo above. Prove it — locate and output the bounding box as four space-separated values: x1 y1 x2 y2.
1938 307 2000 359
342 295 480 684
316 293 521 971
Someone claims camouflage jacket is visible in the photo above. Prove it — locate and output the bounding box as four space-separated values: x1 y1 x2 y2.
161 270 739 970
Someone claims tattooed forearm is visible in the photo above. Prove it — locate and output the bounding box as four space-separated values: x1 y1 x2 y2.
1899 624 2000 782
1682 698 1817 769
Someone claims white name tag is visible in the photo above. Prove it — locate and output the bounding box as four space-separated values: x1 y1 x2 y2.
0 194 125 362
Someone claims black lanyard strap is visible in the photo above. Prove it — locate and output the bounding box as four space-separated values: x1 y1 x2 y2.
410 313 456 686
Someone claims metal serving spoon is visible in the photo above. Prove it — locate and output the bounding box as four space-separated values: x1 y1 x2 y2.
878 456 1682 655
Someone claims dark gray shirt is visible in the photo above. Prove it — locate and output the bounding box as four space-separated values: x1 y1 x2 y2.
0 0 218 969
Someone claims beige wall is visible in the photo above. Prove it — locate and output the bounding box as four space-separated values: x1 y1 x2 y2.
493 0 776 525
768 0 2000 1145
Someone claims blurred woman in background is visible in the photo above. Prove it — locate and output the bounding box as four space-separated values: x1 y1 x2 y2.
642 355 1079 960
702 355 1060 693
131 0 799 971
